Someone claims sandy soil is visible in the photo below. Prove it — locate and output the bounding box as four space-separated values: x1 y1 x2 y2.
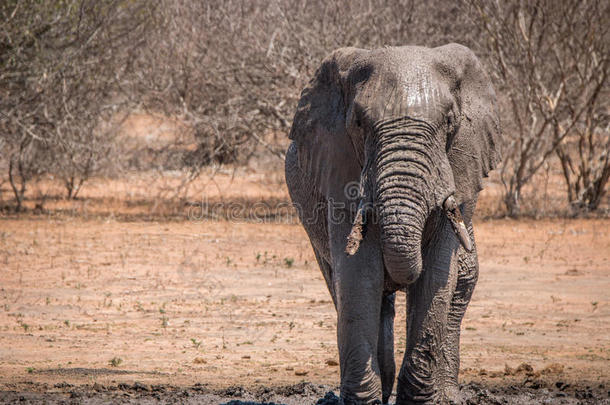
0 213 608 403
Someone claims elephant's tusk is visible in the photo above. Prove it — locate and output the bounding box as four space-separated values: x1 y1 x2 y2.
345 201 366 256
443 195 473 252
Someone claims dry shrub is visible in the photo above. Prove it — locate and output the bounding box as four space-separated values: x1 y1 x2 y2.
1 1 607 218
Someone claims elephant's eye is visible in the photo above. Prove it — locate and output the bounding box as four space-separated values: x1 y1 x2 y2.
355 118 362 128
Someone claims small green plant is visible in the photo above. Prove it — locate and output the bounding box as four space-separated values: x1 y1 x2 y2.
160 316 169 328
26 367 35 373
19 321 29 332
109 357 122 367
283 257 294 268
191 338 202 350
64 320 70 327
256 251 272 265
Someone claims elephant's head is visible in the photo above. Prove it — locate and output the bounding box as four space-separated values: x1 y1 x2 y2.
289 44 500 285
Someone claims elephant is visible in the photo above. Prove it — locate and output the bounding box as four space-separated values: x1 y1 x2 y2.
284 44 501 404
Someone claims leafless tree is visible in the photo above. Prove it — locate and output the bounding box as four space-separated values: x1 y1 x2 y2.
0 0 152 209
468 0 609 216
131 0 478 174
555 111 609 213
10 1 605 218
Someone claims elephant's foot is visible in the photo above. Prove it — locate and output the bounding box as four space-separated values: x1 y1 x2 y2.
339 347 383 405
443 384 464 404
395 370 461 404
340 395 383 405
340 390 383 405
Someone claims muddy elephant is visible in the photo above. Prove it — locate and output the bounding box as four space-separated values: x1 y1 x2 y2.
284 44 501 404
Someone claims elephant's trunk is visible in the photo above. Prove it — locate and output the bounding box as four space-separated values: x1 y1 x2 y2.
343 117 472 279
374 118 437 285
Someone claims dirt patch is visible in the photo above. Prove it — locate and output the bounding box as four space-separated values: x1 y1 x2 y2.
0 217 608 402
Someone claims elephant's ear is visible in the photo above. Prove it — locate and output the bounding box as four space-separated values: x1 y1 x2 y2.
289 47 364 203
438 44 502 205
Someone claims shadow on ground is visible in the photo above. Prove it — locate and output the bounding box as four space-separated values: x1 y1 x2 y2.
0 380 608 404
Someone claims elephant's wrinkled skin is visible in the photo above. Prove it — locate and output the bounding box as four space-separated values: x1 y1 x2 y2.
284 44 501 404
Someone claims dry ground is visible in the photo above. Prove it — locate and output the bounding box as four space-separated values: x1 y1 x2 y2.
0 214 608 402
0 169 608 403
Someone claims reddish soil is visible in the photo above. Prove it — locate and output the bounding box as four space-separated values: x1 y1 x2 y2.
0 166 608 403
0 213 608 403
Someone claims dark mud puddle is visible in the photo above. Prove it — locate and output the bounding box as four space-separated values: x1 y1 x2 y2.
1 380 608 404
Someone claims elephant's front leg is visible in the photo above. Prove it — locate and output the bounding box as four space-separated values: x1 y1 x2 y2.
441 224 478 400
378 292 396 404
396 219 461 404
330 216 385 404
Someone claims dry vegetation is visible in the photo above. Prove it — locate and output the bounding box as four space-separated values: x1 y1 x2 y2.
0 0 608 217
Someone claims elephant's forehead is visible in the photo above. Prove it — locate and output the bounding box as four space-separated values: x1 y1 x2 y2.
401 66 443 108
355 50 450 119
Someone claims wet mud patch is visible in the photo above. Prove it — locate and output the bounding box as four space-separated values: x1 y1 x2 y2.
0 380 608 404
458 380 609 405
34 367 167 377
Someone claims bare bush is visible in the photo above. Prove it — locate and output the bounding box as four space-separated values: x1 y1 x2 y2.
6 137 51 211
131 0 478 175
3 1 605 217
468 0 609 216
0 0 152 209
555 87 609 213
